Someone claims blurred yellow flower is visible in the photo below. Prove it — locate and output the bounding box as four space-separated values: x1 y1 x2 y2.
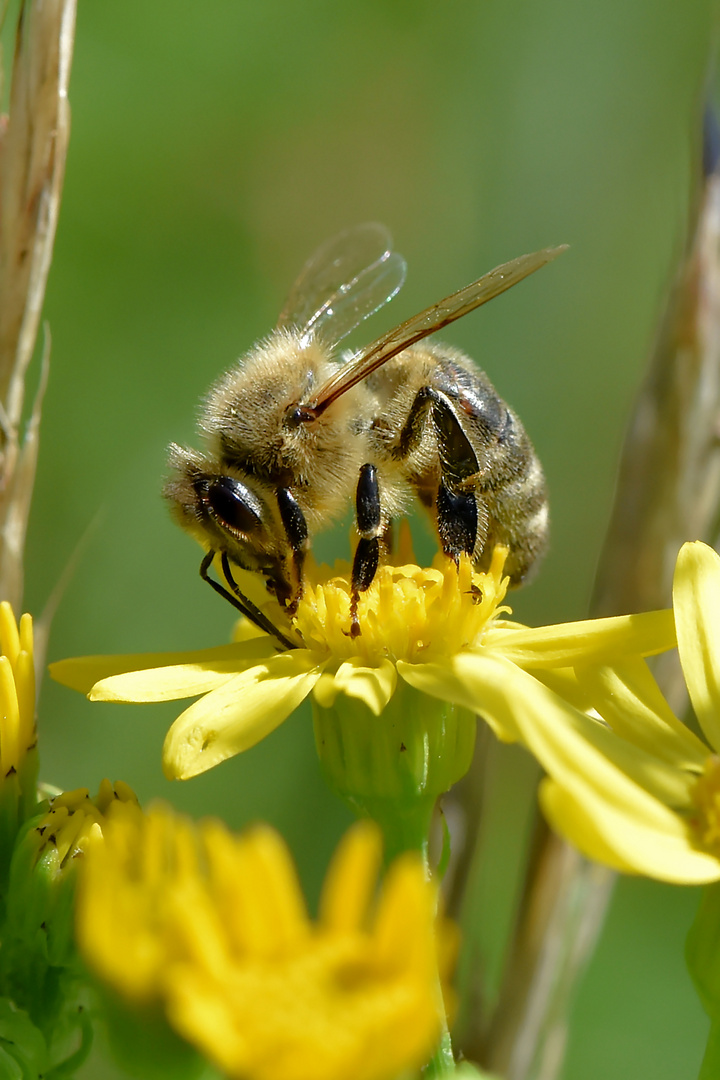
532 541 720 884
77 803 446 1080
50 548 675 782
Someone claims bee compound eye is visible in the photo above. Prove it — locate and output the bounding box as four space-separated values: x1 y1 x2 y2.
205 477 264 534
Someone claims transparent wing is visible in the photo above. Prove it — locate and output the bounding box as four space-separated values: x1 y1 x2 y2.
276 222 407 347
304 245 568 416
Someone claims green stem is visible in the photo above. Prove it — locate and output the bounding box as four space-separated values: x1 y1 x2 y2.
349 793 435 866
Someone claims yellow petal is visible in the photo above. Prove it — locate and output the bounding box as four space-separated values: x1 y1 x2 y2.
396 655 518 743
674 541 720 751
318 820 383 933
232 826 310 955
482 608 676 669
0 602 20 666
578 659 708 769
540 778 720 884
312 658 397 716
462 654 718 882
163 651 323 779
373 852 437 975
464 653 697 807
232 617 273 643
533 666 596 712
49 640 277 695
90 648 279 703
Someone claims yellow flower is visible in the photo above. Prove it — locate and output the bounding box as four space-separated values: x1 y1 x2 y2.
50 547 675 784
77 803 446 1080
525 541 720 884
0 602 39 866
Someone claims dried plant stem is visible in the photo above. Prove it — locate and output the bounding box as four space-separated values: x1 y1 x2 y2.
0 0 76 612
483 824 613 1080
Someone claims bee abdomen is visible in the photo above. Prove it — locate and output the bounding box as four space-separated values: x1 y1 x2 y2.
480 446 549 584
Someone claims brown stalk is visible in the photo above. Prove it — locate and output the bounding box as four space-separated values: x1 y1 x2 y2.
0 0 76 616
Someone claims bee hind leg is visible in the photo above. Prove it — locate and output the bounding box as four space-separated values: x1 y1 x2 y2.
435 478 478 563
395 384 483 562
349 463 383 637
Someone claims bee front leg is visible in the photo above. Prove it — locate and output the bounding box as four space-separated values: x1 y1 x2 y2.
276 487 309 615
349 463 383 638
199 550 296 650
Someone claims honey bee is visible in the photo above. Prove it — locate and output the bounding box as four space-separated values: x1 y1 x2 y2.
165 224 565 645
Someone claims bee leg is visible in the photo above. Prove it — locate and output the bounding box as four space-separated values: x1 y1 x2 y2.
395 385 483 561
349 463 382 637
436 479 478 562
430 392 484 561
199 550 297 651
391 386 435 459
276 487 309 615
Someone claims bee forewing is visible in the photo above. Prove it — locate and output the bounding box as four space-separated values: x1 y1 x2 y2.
306 244 568 413
277 222 407 346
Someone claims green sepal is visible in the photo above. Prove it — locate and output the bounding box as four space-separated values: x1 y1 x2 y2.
17 749 40 826
0 749 41 902
687 882 720 1020
313 679 476 860
0 809 86 1037
0 771 23 901
0 997 48 1079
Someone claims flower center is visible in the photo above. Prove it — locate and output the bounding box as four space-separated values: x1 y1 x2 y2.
295 546 512 664
690 755 720 855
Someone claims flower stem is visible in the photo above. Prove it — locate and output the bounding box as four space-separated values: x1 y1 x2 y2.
424 1027 455 1076
349 794 435 866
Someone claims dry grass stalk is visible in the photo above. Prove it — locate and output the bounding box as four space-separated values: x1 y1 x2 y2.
0 0 76 611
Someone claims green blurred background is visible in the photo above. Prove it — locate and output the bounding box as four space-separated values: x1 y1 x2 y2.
5 0 719 1075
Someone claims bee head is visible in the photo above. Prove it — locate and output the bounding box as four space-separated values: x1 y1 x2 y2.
164 444 294 606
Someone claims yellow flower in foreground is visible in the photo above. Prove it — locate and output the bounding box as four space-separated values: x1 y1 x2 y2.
77 803 445 1080
50 548 675 783
530 541 720 884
